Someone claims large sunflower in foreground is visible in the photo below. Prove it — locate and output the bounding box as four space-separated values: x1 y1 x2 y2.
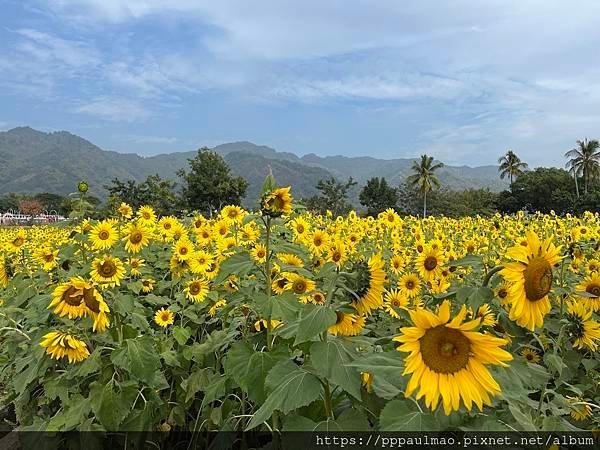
576 272 600 312
40 331 90 363
349 254 386 315
500 231 562 330
393 300 512 415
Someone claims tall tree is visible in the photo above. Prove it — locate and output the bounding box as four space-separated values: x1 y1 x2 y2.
105 174 178 216
406 155 444 218
565 138 600 194
498 150 528 185
303 177 357 216
177 148 248 215
359 177 398 216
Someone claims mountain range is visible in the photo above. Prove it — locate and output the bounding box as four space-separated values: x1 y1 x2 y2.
0 127 508 206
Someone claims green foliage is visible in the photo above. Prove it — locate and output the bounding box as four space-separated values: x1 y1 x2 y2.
178 148 248 215
359 177 398 216
302 176 357 216
105 174 178 216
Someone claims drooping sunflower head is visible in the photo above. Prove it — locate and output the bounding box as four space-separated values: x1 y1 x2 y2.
566 300 600 351
566 396 593 421
40 331 90 363
328 311 365 336
262 186 293 216
576 272 600 312
393 300 513 415
49 276 104 319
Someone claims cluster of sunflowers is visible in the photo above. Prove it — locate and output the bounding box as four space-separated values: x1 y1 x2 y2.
0 185 599 432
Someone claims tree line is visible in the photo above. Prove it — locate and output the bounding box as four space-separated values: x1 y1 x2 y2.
2 139 600 219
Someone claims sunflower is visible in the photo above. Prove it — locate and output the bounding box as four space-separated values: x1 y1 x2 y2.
566 396 593 421
137 205 157 224
254 319 283 332
154 308 174 328
49 276 105 319
348 254 386 315
118 202 133 219
40 331 90 363
123 221 151 253
262 187 293 215
384 289 409 319
141 278 156 293
90 255 126 287
328 240 347 267
389 255 404 275
89 219 118 250
310 291 326 305
34 245 59 271
473 304 497 327
209 299 227 317
520 348 541 363
251 244 268 264
276 253 303 268
566 300 600 351
309 230 329 255
0 258 9 287
6 229 26 253
576 272 600 312
173 238 194 262
221 205 245 223
361 372 374 393
416 246 446 282
285 273 316 296
399 273 421 299
184 278 209 302
393 300 513 415
328 311 365 336
500 231 562 330
157 216 179 239
189 250 214 274
290 217 310 240
128 257 145 278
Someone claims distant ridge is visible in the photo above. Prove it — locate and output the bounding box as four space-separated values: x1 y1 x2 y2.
0 127 508 206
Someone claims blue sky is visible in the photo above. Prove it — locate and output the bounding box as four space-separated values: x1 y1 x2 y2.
1 1 600 166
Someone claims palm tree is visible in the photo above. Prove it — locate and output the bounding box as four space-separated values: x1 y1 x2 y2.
498 150 528 185
407 154 444 218
565 138 600 194
566 163 581 198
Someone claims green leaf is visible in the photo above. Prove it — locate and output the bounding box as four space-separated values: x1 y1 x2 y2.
315 408 371 431
294 305 337 345
181 368 210 403
89 382 138 430
508 403 538 431
173 326 192 345
45 394 91 431
451 255 484 269
346 351 404 377
246 360 322 430
311 340 361 399
67 347 102 380
110 336 161 386
379 399 439 431
214 252 254 283
544 353 567 377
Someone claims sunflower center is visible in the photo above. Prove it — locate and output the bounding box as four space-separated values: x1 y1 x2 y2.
585 283 600 297
292 279 308 294
100 261 117 278
297 224 305 233
332 251 342 262
62 286 83 306
83 288 100 313
130 231 143 244
523 257 553 301
164 223 172 229
44 254 55 262
98 230 110 240
498 288 508 299
179 247 188 255
161 312 170 321
189 282 201 295
406 281 415 289
419 325 471 374
424 256 438 271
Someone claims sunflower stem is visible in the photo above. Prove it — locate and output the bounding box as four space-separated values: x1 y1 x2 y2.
482 265 504 287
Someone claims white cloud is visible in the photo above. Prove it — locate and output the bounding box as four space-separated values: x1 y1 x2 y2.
73 97 152 122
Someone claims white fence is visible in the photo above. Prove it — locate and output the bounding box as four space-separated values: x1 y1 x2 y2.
0 210 66 226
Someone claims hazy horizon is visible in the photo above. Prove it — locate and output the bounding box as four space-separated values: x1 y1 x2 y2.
2 1 600 167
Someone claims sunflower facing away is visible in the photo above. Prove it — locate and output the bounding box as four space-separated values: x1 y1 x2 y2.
348 254 386 315
500 230 562 330
566 300 600 352
394 300 513 415
40 331 90 363
328 311 365 336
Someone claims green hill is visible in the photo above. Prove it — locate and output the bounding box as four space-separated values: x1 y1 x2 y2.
0 127 508 206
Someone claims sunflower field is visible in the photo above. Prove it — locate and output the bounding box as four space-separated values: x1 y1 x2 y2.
0 182 599 435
